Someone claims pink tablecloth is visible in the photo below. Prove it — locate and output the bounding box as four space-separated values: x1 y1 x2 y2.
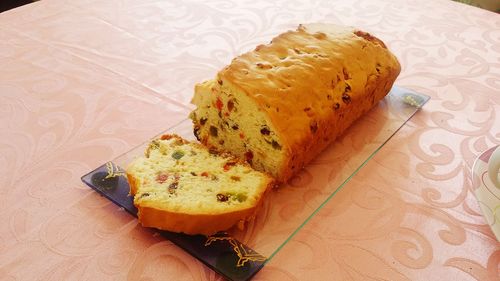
1 0 499 280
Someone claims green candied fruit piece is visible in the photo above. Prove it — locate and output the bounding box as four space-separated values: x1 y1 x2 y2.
222 192 247 203
150 140 160 149
145 140 161 157
171 150 185 160
235 193 247 203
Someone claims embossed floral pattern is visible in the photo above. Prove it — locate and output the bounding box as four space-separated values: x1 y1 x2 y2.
0 0 499 280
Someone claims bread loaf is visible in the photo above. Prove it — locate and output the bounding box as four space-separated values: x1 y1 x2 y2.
126 134 274 235
190 23 401 182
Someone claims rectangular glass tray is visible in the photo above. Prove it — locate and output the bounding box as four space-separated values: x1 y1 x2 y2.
81 86 429 281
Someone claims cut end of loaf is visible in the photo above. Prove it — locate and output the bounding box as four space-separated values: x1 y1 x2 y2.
191 79 287 181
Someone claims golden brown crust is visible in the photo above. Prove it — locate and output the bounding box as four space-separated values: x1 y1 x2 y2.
128 173 273 235
216 23 401 182
137 202 257 236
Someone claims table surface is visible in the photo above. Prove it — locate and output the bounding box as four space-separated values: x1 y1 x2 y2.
1 0 499 280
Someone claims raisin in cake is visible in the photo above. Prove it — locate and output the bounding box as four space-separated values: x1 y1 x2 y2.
126 134 274 235
190 23 401 182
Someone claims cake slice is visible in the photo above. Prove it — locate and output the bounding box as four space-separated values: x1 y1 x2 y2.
126 134 274 235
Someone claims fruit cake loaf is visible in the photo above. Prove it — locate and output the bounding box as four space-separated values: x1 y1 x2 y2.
126 134 274 235
190 23 401 182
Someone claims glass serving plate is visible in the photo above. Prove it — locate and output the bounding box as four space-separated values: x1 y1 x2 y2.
81 86 429 281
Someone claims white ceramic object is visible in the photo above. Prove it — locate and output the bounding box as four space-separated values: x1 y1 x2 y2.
472 146 500 241
487 146 500 189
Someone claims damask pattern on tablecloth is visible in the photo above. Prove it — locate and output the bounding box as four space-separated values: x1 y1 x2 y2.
0 0 499 280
